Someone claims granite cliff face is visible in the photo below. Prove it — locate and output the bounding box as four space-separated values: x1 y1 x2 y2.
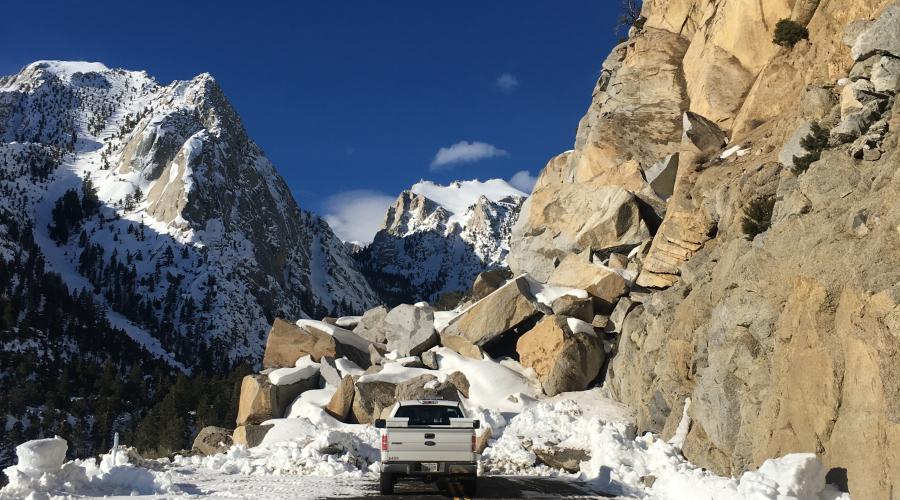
509 1 899 497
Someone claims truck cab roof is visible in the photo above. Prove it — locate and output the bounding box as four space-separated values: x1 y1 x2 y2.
396 399 462 408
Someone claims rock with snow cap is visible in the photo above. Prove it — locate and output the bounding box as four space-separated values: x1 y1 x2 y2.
262 319 371 370
236 372 319 425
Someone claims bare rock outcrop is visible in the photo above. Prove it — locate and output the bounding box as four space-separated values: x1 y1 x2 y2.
505 0 900 497
509 186 650 281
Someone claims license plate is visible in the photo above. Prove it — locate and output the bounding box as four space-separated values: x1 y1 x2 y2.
421 462 438 472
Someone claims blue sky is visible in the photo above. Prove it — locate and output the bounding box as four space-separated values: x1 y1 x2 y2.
2 1 625 242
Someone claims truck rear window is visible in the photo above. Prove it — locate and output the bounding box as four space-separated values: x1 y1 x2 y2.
394 405 464 426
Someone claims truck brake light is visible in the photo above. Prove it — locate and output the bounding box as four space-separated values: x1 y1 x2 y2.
381 433 389 452
471 433 476 452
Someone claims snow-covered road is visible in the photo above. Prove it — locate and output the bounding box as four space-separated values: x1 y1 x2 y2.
149 470 608 499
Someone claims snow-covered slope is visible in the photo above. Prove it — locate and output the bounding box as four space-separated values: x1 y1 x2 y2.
0 61 378 366
357 179 525 305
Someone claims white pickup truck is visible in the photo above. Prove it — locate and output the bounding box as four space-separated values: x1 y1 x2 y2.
374 400 479 496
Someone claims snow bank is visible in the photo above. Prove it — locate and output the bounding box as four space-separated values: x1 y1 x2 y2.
0 439 176 499
433 309 459 332
175 418 380 478
481 398 849 500
13 437 67 476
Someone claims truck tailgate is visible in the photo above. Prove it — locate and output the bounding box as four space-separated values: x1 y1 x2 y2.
384 427 475 462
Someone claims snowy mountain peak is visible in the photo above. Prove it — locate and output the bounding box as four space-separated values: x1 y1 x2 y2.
409 178 525 223
28 60 111 77
0 60 378 366
357 178 526 304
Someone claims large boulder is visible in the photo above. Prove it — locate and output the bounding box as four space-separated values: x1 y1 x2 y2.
384 304 439 357
236 373 319 426
533 447 591 473
550 294 595 322
353 306 389 344
832 99 885 142
319 357 343 387
644 154 680 199
395 374 462 402
681 112 727 158
778 121 816 170
548 253 628 313
446 371 471 399
509 185 651 281
236 375 275 426
325 375 356 422
192 426 233 455
263 318 333 369
232 424 273 448
871 55 900 93
472 269 509 300
681 41 756 131
442 275 540 346
851 3 900 61
438 332 484 360
262 319 371 370
351 379 398 424
516 315 605 396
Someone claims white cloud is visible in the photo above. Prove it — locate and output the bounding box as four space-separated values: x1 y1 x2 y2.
508 170 537 193
323 189 395 244
495 72 519 91
430 141 509 171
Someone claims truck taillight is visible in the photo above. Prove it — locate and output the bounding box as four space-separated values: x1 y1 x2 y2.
471 434 476 452
381 433 389 452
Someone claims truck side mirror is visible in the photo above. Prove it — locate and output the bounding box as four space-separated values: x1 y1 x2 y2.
374 419 386 428
473 419 480 429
